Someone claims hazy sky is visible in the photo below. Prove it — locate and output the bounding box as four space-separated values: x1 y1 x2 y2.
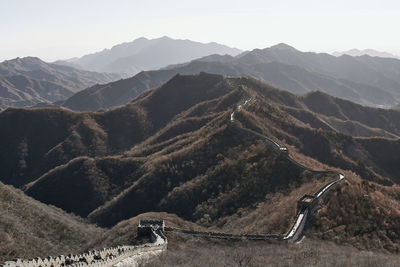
1 0 399 61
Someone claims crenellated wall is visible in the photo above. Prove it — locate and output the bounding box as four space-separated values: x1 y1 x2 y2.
2 223 167 267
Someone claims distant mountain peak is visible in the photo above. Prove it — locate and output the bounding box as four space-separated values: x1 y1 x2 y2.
158 36 173 40
56 37 242 75
134 37 148 41
269 43 298 51
3 56 43 64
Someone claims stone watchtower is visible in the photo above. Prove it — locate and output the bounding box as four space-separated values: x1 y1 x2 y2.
137 220 165 238
297 194 317 211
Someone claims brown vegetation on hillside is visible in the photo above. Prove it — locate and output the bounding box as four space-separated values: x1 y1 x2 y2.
146 232 400 267
215 172 334 235
310 172 400 252
231 79 398 185
0 182 104 262
2 73 400 256
88 123 315 228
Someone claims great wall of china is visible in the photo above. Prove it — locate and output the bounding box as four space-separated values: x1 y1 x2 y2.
2 221 167 267
164 94 344 242
229 94 344 241
1 94 345 267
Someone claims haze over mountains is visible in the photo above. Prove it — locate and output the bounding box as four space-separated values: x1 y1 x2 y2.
0 37 242 110
2 38 400 111
0 57 120 109
332 49 400 59
63 42 400 111
55 36 242 75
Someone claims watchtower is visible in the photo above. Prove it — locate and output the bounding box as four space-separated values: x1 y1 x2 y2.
297 194 316 211
137 220 165 237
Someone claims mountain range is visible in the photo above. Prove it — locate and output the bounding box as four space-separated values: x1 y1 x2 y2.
332 48 400 59
62 43 400 111
3 40 400 111
2 36 400 263
54 36 242 75
0 57 120 109
1 73 400 255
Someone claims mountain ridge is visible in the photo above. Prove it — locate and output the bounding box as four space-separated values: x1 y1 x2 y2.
332 48 400 59
55 36 242 75
0 57 121 109
62 44 400 111
1 73 400 254
1 73 399 221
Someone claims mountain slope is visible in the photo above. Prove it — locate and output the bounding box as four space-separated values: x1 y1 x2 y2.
1 73 400 252
0 181 104 262
0 180 193 262
62 69 177 111
0 74 73 107
311 175 400 252
0 57 121 108
5 73 400 192
55 36 242 75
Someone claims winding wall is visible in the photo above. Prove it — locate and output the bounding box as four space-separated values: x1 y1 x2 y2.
1 95 345 266
166 96 344 243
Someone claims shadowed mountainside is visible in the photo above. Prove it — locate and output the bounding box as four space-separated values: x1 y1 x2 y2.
1 73 400 252
0 180 192 263
62 69 177 111
0 57 121 109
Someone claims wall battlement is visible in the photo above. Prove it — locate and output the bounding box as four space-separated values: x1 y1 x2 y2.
2 221 167 267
